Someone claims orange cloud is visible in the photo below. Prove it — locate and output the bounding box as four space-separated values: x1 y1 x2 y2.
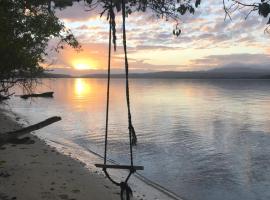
46 42 127 71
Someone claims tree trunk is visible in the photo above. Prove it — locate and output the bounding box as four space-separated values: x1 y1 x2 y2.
0 116 61 147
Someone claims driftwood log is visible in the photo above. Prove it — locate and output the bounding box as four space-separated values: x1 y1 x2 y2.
0 93 14 101
20 92 54 99
0 95 9 101
0 116 61 147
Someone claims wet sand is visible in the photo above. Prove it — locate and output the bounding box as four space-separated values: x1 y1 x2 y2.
0 110 121 200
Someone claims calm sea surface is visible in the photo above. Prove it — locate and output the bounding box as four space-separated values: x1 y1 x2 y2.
5 78 270 200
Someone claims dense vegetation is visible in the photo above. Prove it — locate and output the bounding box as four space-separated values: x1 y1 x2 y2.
0 0 79 99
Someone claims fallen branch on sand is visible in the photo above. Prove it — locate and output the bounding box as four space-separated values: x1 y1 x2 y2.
0 93 14 102
0 95 9 102
20 92 54 99
0 116 61 147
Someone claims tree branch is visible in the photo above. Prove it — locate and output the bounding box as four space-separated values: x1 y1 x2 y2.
0 116 61 147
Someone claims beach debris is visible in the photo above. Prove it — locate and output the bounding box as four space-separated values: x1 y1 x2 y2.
0 171 10 178
20 92 54 99
0 116 61 147
0 95 10 101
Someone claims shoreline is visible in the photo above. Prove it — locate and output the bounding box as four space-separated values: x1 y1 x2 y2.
0 109 121 200
0 106 183 200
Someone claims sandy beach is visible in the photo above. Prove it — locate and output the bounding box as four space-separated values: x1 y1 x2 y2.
0 110 121 200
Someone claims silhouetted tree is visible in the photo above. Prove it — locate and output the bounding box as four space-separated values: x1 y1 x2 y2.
223 1 270 21
0 0 79 100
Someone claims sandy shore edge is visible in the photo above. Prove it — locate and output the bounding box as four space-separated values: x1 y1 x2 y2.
0 109 122 200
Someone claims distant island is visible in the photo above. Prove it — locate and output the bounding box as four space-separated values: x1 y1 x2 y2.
44 67 270 79
38 72 73 78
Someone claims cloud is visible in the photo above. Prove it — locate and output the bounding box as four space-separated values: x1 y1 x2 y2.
45 1 270 75
45 41 188 74
55 2 97 22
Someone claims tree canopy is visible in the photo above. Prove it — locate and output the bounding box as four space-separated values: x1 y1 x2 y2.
0 0 79 98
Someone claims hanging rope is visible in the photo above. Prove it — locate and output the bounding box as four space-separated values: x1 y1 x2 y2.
103 2 113 167
121 0 137 147
101 1 139 199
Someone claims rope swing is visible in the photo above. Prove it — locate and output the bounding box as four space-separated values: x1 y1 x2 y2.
95 1 144 199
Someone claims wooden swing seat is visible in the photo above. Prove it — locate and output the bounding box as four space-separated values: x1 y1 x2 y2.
95 164 144 170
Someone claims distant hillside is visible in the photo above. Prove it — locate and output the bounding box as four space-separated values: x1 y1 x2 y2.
81 67 270 79
208 66 270 74
38 72 73 78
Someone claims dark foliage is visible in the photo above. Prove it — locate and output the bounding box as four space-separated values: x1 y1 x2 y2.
0 0 79 99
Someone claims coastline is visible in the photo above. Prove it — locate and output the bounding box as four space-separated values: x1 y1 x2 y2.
0 105 183 200
0 109 121 200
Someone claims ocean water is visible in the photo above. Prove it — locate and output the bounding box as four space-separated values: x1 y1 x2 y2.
4 78 270 200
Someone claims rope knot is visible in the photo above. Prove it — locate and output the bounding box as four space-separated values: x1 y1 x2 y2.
130 167 136 174
129 124 137 146
120 182 133 200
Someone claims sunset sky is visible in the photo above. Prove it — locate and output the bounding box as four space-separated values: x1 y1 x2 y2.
46 1 270 75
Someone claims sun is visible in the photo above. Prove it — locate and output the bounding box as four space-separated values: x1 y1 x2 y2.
72 59 95 70
74 63 92 70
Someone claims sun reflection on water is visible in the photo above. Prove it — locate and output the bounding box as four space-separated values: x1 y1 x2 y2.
74 78 91 98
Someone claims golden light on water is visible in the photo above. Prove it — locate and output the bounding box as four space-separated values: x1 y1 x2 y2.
74 78 91 97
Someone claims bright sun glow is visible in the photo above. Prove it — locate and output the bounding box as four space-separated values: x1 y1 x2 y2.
74 78 91 97
72 59 95 70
